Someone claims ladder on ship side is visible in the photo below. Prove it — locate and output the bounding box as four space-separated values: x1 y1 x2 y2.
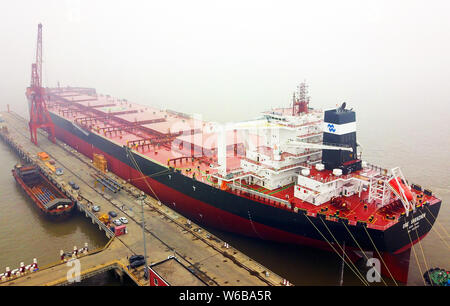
368 167 416 216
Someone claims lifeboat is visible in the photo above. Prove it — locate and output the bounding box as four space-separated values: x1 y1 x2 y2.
388 177 413 201
220 180 228 190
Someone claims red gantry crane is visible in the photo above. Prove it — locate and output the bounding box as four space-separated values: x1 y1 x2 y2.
27 23 56 145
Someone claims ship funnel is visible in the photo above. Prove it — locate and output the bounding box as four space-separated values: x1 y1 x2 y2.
321 104 362 174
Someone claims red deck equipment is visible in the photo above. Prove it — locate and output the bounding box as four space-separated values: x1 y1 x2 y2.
388 177 413 202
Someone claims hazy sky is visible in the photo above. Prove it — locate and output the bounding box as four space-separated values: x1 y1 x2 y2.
1 0 449 122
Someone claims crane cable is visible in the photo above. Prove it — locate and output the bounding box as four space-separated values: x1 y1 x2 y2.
362 226 398 286
342 222 387 286
422 215 450 251
424 206 449 237
318 217 370 286
125 147 163 206
407 229 427 286
415 227 431 284
304 214 369 286
129 168 171 182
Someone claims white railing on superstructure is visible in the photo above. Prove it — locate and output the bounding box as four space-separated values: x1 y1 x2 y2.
230 183 291 209
367 172 391 207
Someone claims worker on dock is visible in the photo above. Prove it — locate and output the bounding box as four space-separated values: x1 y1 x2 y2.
19 262 25 275
60 250 65 262
81 242 89 255
31 258 38 272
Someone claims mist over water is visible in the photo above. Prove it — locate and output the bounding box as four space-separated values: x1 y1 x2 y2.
0 0 448 285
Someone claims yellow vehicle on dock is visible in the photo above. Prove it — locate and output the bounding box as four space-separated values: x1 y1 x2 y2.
37 152 49 161
98 214 110 224
45 161 56 173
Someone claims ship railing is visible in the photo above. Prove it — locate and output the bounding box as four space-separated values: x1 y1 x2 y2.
285 120 322 128
295 131 322 140
242 158 309 173
77 201 115 237
230 183 291 209
365 222 396 231
362 162 389 176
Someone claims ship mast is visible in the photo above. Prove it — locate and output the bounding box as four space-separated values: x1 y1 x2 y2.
28 23 56 145
292 82 310 116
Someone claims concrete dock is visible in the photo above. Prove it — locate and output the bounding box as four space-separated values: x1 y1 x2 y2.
0 111 289 286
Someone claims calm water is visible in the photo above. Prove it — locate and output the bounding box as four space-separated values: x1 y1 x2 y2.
0 143 108 273
0 100 448 286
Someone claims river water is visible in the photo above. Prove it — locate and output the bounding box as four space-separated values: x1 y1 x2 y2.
0 142 109 276
0 100 448 286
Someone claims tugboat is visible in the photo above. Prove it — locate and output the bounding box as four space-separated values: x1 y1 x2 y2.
12 163 75 219
424 268 449 286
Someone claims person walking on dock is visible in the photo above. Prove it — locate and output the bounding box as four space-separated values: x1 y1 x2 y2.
31 259 38 272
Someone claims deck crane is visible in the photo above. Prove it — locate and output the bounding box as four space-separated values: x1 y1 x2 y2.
27 23 56 146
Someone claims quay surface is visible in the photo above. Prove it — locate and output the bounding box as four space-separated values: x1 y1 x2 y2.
0 111 288 286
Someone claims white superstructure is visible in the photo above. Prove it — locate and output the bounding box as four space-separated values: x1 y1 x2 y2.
239 107 323 190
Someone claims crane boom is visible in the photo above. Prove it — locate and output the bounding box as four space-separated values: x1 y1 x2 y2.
27 23 56 146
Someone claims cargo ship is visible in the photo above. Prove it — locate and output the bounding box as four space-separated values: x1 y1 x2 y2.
12 163 75 219
24 24 442 283
28 84 440 283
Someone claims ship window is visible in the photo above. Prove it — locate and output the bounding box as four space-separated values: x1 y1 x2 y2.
154 278 158 286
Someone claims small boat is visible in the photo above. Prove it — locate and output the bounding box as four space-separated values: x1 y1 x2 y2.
424 268 449 286
12 163 75 220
